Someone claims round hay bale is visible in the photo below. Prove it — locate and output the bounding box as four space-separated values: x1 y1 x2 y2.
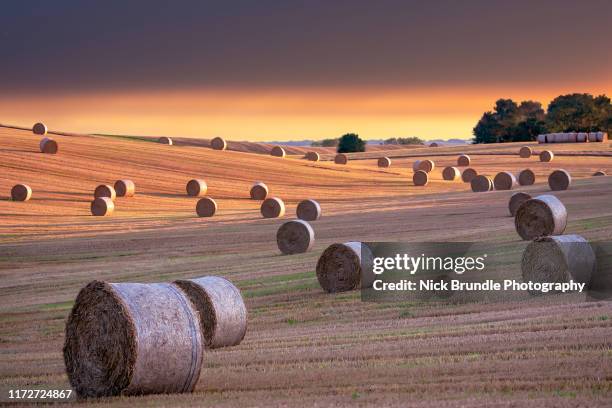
442 166 460 181
296 199 321 221
429 142 439 147
518 169 536 186
521 235 595 295
91 197 114 216
417 159 435 173
548 169 571 191
576 132 588 143
186 179 207 197
250 182 269 200
413 170 428 186
539 150 554 162
593 170 607 176
509 192 532 217
271 146 286 158
412 160 421 171
519 146 532 158
63 280 203 398
305 151 320 162
556 133 570 143
514 194 567 240
158 136 173 145
11 184 32 201
174 276 247 349
32 122 48 135
545 134 556 143
471 175 493 192
597 132 608 142
378 157 391 168
457 154 471 166
39 137 58 154
94 184 116 200
587 132 598 142
461 168 478 183
276 219 315 254
260 197 285 218
567 132 577 143
316 242 374 293
493 171 517 190
537 134 547 144
114 180 135 197
196 197 217 217
334 153 348 165
210 137 227 151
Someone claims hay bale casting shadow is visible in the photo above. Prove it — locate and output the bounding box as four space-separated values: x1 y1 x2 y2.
261 197 285 218
250 182 269 200
277 219 315 254
539 150 554 162
296 199 321 221
548 169 571 191
413 170 428 186
514 194 567 240
519 146 532 158
442 166 460 181
210 137 227 151
11 184 32 201
196 197 217 217
378 157 391 168
94 184 116 200
40 137 58 154
334 153 348 165
186 179 207 197
457 154 470 166
461 168 478 183
316 242 374 293
471 175 493 192
305 151 320 162
493 171 517 191
518 169 535 186
158 137 173 145
91 197 114 216
271 146 286 158
33 122 48 135
114 180 135 197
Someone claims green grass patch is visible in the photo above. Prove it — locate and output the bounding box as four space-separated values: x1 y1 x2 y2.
95 134 156 143
239 271 313 287
39 301 74 311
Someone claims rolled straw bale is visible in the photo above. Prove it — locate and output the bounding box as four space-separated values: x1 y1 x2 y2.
471 175 493 192
114 180 135 197
493 171 518 190
457 154 471 166
296 199 321 221
260 197 285 218
518 169 535 186
196 197 217 217
509 192 532 217
539 150 554 162
593 170 607 176
210 137 227 151
576 132 588 143
63 280 203 397
39 137 58 154
334 153 348 165
545 134 556 143
94 184 116 200
186 179 207 197
442 166 460 181
556 133 569 143
514 194 567 240
11 184 32 201
519 146 532 158
413 170 428 186
276 219 315 254
250 182 268 200
548 169 571 191
158 136 173 145
567 132 577 143
417 159 435 173
429 142 439 147
461 168 478 183
32 122 47 135
174 276 247 349
316 242 374 293
521 235 595 295
537 134 546 144
588 132 598 142
271 146 286 157
378 157 391 168
305 151 320 161
91 197 114 216
597 132 608 142
412 160 421 171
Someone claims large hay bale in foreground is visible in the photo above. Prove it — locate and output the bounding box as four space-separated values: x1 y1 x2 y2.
442 166 460 181
514 194 567 240
493 171 517 190
277 219 315 254
174 276 247 349
576 132 588 143
186 179 207 197
39 137 58 154
94 184 116 200
33 122 48 135
378 157 391 168
196 197 217 217
250 182 268 200
210 137 227 151
593 170 607 176
471 175 493 192
158 137 173 145
316 242 374 293
305 151 320 162
518 169 535 186
521 235 595 295
261 197 285 218
539 150 554 162
509 192 531 217
457 154 470 166
114 180 135 197
548 169 571 191
417 159 435 173
296 199 321 221
91 197 114 216
11 184 32 201
519 146 532 158
413 170 428 186
271 146 286 158
334 153 348 165
63 280 203 398
461 168 478 183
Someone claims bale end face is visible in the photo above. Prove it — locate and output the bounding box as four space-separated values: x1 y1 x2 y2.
33 122 48 135
429 142 439 147
442 166 460 181
316 242 373 293
91 197 114 216
548 169 571 191
11 184 32 201
186 179 208 197
39 137 58 154
471 175 493 192
196 197 217 217
514 194 567 240
271 146 286 158
509 192 531 217
296 199 321 221
539 150 554 162
261 197 285 218
305 152 320 162
493 171 517 191
378 157 391 168
250 182 268 200
114 180 136 197
158 137 173 145
413 170 428 186
94 184 117 200
277 220 315 254
210 137 227 151
334 153 348 165
457 155 470 166
518 169 535 186
417 159 435 173
519 146 532 158
593 170 607 176
461 168 478 183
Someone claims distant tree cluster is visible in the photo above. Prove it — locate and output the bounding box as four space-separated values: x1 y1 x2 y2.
337 133 366 153
311 138 339 147
384 136 424 145
473 93 612 143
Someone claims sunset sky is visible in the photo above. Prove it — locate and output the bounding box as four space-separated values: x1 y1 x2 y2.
1 0 610 141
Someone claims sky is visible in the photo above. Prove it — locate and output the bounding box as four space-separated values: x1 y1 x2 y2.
1 0 611 141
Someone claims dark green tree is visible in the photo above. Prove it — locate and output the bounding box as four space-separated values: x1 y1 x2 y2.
311 138 339 147
546 93 609 132
337 133 366 153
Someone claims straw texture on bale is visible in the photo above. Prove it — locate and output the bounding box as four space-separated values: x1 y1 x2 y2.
260 197 285 218
461 168 478 183
305 151 320 161
588 132 598 142
518 169 535 186
33 122 48 135
493 171 518 190
593 170 607 176
378 157 391 168
417 159 435 173
412 160 421 171
174 276 247 349
521 235 595 295
276 219 315 254
316 242 374 293
567 132 577 143
271 146 286 157
519 146 532 158
158 137 173 145
413 170 428 186
471 175 493 192
509 192 532 217
39 137 58 154
196 197 217 217
11 184 32 201
210 137 227 151
539 150 554 162
63 281 203 398
296 199 321 221
442 166 460 181
537 134 546 143
94 184 116 200
548 169 571 191
457 154 470 166
249 182 268 200
576 132 588 143
514 194 567 240
334 153 348 165
186 179 207 197
114 180 135 197
91 197 114 216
